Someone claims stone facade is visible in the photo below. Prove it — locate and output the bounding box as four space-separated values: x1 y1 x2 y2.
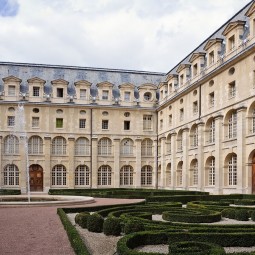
0 1 255 194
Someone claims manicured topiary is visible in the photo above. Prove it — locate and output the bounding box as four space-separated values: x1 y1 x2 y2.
251 211 255 221
87 213 104 233
75 212 90 228
103 216 122 236
124 219 145 234
221 208 236 219
235 209 249 221
234 199 255 206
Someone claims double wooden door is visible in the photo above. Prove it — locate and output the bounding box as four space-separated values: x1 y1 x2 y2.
29 165 43 192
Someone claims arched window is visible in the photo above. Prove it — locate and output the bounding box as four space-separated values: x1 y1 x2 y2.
190 160 198 186
191 125 198 147
28 136 43 154
228 154 237 186
4 135 19 154
120 165 134 186
177 161 183 186
228 111 237 139
98 138 112 156
52 136 66 155
51 165 66 186
98 165 112 185
208 119 215 144
75 165 90 186
75 137 90 156
121 139 133 156
141 165 152 186
141 139 153 156
4 164 19 186
209 157 215 186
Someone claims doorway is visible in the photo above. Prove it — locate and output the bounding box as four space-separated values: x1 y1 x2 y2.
252 155 255 194
29 164 43 192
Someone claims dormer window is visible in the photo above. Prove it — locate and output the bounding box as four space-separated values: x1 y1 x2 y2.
57 88 63 98
124 91 131 101
144 92 152 101
102 90 109 100
80 89 86 99
33 87 40 97
180 75 184 86
229 35 235 51
193 64 198 76
209 51 215 65
8 85 16 96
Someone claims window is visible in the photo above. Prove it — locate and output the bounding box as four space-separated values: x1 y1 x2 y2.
191 160 198 186
193 101 198 115
79 119 86 129
177 131 183 151
180 74 184 86
144 92 152 101
7 116 15 127
4 164 19 186
229 35 235 51
75 137 90 155
180 108 184 121
193 63 198 76
33 87 40 97
80 89 86 99
209 51 214 65
75 165 90 186
56 88 64 98
177 162 183 186
28 136 43 154
56 118 63 128
229 81 236 98
143 115 152 130
192 126 198 147
166 135 171 154
8 85 15 96
32 117 39 127
209 119 215 143
141 165 152 186
141 139 153 156
4 135 19 154
52 136 66 155
158 141 161 156
228 155 237 186
252 109 255 134
160 119 163 130
121 138 133 155
102 90 109 100
124 121 130 130
52 165 66 186
98 138 112 155
102 120 109 130
124 91 131 101
228 112 237 139
209 157 215 186
98 165 111 185
209 92 215 107
169 114 172 126
120 166 133 186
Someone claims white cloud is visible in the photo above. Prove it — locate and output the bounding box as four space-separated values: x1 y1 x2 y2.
0 0 252 72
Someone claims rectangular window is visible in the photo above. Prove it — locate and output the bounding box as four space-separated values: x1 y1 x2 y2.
124 91 131 101
32 117 39 127
160 90 164 99
102 90 109 100
193 63 198 76
33 87 40 97
229 81 236 98
143 115 152 131
79 119 86 128
56 118 63 128
180 74 184 86
124 121 130 130
8 85 15 96
169 114 172 126
160 119 163 130
209 92 215 107
229 35 235 51
7 116 15 126
180 108 184 121
209 51 214 65
102 120 109 130
80 89 86 99
57 88 64 98
193 101 198 115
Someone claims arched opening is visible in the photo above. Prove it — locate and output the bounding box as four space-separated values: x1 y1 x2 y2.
252 154 255 194
29 164 43 191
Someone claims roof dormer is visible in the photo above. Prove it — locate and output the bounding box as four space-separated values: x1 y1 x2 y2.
189 52 206 78
203 38 223 66
158 82 168 100
166 74 178 93
74 80 92 101
176 64 191 87
97 81 114 102
51 79 69 99
245 2 255 38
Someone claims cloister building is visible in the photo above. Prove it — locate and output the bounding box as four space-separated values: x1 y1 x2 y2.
0 1 255 194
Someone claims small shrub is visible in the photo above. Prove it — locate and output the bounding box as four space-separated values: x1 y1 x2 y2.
234 199 255 206
75 212 90 228
103 216 122 236
124 219 145 234
87 213 104 233
221 208 236 219
251 211 255 221
235 209 249 221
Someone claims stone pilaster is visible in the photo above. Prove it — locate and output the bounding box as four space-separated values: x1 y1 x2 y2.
160 137 166 188
68 137 75 189
19 135 28 194
197 122 205 190
113 138 120 187
44 135 51 192
170 132 177 189
153 139 158 188
135 137 142 188
0 136 2 188
91 136 98 188
182 127 189 189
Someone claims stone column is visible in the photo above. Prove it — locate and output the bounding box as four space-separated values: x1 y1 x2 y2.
44 135 51 192
0 136 2 189
68 137 75 189
113 138 120 188
170 132 177 189
91 136 98 188
135 137 142 188
182 127 189 189
236 106 247 193
197 122 205 190
160 137 166 188
19 135 27 194
153 139 158 188
214 114 224 194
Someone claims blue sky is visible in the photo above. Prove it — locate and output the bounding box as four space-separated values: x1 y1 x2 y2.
0 0 252 72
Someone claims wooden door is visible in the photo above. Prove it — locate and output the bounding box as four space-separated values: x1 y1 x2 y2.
29 165 43 192
253 156 255 194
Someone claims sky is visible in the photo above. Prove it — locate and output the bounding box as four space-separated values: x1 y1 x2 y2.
0 0 252 73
